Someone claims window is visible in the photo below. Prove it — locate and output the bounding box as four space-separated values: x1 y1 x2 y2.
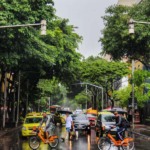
25 117 42 123
102 115 115 122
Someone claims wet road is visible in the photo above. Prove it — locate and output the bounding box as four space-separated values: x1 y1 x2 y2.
0 126 150 150
0 126 98 150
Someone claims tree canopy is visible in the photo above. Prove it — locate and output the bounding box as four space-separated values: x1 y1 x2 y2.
100 0 150 68
113 70 150 108
0 0 83 115
70 56 129 109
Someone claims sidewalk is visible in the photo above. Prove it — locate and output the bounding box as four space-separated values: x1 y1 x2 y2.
134 124 150 137
0 125 22 137
134 124 150 131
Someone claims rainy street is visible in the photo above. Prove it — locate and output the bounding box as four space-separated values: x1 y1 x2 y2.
0 126 150 150
0 126 98 150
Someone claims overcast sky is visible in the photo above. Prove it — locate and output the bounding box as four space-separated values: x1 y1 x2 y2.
54 0 118 58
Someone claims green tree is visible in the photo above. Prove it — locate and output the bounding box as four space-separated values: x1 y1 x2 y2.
0 0 82 122
74 91 90 109
100 0 150 69
78 57 129 109
113 70 150 108
113 85 131 107
36 77 68 108
134 70 150 107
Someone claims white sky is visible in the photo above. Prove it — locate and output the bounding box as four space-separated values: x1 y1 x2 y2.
54 0 118 58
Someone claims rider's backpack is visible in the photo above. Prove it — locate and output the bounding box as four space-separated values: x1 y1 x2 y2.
49 114 56 125
121 117 130 128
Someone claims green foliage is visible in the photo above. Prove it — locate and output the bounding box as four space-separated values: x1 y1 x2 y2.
113 86 131 107
113 70 150 108
134 70 150 86
70 57 130 109
75 92 89 104
0 0 82 108
100 0 150 67
37 77 66 105
80 57 129 95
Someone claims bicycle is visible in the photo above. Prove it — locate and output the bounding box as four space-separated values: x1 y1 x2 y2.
97 126 134 150
28 126 59 149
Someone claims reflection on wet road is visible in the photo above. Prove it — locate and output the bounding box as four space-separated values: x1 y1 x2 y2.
0 126 150 150
21 126 97 150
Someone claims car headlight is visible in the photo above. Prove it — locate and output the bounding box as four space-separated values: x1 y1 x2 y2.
102 123 110 131
105 125 110 130
22 126 27 130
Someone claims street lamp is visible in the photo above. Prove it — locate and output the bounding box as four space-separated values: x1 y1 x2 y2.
73 82 104 110
128 18 150 129
0 20 47 35
128 19 135 129
129 18 135 34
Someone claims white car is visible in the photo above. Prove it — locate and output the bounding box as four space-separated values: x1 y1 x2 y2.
75 109 82 114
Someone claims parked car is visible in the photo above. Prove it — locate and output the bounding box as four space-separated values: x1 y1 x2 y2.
72 113 91 134
95 111 116 137
86 113 97 127
21 112 45 137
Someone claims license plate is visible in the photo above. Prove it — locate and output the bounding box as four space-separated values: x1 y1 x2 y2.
78 125 82 129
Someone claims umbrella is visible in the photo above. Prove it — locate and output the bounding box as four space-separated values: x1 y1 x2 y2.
108 107 127 114
57 110 73 115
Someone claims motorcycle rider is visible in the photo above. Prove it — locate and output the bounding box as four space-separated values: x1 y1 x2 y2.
39 111 55 143
114 111 126 141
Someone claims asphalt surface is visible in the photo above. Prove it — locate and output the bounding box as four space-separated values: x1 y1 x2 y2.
0 124 150 150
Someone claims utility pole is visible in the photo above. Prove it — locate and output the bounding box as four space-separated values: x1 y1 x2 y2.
85 84 88 109
26 79 29 115
3 72 7 128
129 18 135 129
73 82 104 110
132 60 135 129
16 71 21 127
12 84 16 123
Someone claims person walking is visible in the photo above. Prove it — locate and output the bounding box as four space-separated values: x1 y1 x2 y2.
65 112 73 140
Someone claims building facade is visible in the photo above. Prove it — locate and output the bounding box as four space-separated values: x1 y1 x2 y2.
118 0 142 6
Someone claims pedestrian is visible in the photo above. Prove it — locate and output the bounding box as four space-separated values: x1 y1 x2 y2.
65 112 73 140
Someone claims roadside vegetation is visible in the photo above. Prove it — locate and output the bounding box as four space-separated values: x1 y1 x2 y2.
1 0 150 126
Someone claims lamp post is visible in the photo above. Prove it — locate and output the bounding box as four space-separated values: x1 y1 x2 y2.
128 18 150 129
129 19 135 129
16 71 21 127
0 20 47 35
73 82 104 110
3 73 7 128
